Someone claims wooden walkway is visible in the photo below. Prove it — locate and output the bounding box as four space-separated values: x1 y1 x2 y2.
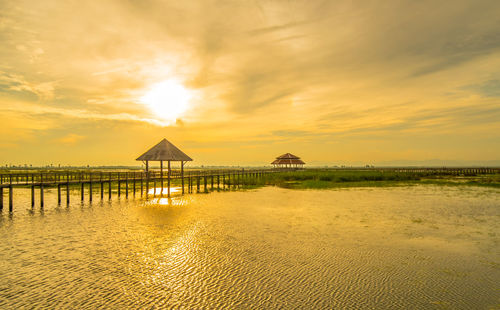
1 167 498 212
0 169 273 212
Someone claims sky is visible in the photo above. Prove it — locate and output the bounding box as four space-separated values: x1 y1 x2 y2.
1 0 499 167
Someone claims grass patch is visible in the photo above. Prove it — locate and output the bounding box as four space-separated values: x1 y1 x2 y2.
239 170 500 190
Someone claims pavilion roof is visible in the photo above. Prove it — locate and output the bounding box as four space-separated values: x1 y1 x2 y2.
276 153 301 160
136 139 193 162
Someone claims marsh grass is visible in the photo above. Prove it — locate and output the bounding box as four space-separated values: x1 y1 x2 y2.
239 170 500 189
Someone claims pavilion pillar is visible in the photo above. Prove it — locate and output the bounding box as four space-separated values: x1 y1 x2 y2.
145 161 149 198
181 161 185 194
167 161 171 198
160 160 163 195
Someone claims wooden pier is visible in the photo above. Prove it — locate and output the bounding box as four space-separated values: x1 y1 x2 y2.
1 166 498 212
0 169 272 212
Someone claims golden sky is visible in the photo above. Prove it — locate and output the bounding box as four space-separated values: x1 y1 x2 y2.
1 0 499 166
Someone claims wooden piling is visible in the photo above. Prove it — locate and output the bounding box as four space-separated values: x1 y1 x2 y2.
133 174 136 197
31 185 35 208
140 174 143 197
0 187 3 210
100 182 104 200
146 172 149 198
108 180 112 200
40 184 44 208
204 176 207 192
64 181 68 205
57 184 61 205
9 186 13 212
125 173 129 199
81 183 84 201
197 176 200 192
89 178 93 203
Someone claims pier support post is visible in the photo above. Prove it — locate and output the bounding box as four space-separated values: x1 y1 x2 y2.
140 175 143 197
66 182 70 205
108 181 112 200
40 185 44 209
0 187 3 210
81 183 84 201
100 182 104 200
9 186 13 212
153 178 156 197
211 176 214 190
125 173 129 199
31 185 35 208
197 177 200 193
133 175 136 197
58 184 61 205
89 180 93 203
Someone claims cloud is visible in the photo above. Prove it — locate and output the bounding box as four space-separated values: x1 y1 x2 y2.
0 100 169 127
462 79 500 97
55 134 86 145
1 0 500 164
0 71 55 99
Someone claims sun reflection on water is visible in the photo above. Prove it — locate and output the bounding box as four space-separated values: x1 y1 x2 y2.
144 194 191 207
147 187 182 196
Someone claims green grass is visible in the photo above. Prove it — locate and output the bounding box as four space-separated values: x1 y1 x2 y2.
239 170 500 189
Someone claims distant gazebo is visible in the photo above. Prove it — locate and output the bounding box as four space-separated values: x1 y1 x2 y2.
271 153 305 169
136 139 192 196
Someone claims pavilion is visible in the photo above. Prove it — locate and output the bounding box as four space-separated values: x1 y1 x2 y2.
136 138 192 196
271 153 305 169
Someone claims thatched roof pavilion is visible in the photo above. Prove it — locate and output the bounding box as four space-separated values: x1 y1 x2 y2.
136 139 192 166
136 138 192 197
271 153 305 168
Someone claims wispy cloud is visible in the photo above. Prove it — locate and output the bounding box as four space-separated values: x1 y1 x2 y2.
0 71 56 99
55 133 85 145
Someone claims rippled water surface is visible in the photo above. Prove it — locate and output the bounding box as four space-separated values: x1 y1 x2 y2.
0 186 499 309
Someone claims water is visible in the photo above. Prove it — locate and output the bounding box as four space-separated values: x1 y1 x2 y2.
0 186 499 308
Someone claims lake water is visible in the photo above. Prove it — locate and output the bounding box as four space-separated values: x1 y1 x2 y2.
0 186 499 309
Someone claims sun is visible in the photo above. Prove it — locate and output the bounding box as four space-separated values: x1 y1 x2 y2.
140 79 191 123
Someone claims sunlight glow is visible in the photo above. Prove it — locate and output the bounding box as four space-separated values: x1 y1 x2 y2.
140 79 191 124
148 187 181 195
